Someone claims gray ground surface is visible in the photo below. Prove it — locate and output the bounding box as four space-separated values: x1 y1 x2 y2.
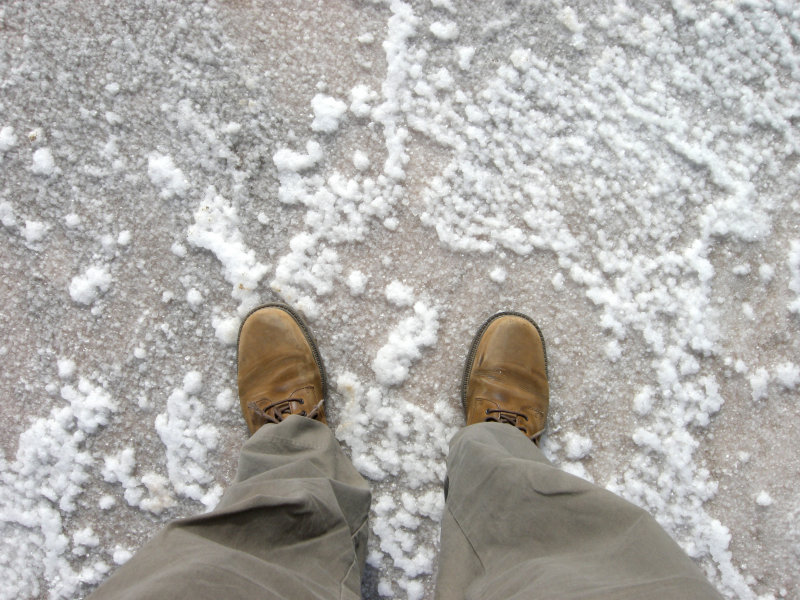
1 1 799 598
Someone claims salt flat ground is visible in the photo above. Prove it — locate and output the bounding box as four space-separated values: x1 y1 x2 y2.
1 1 799 598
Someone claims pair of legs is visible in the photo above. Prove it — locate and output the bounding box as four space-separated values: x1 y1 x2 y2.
89 305 722 599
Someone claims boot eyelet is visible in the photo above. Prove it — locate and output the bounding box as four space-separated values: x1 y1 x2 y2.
300 410 307 416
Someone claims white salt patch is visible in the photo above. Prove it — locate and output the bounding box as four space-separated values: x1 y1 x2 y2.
161 290 174 303
353 150 370 171
112 547 132 565
257 212 269 225
755 491 773 507
98 495 115 510
430 21 459 41
69 265 112 305
64 213 80 228
430 67 453 90
212 314 239 346
0 126 17 152
357 32 375 44
457 46 474 70
552 272 565 290
147 153 188 199
372 302 439 386
105 111 122 126
183 370 203 395
0 201 17 228
557 7 585 33
170 241 187 257
117 230 131 246
31 147 55 176
273 141 323 173
489 266 506 283
22 220 47 244
155 385 221 509
104 82 120 95
774 362 799 390
186 288 203 307
215 389 234 412
57 358 76 380
187 187 269 315
310 94 348 133
633 386 654 416
563 432 593 460
350 84 378 118
133 347 146 359
347 270 368 296
604 339 622 362
385 280 414 307
72 527 99 549
758 263 774 284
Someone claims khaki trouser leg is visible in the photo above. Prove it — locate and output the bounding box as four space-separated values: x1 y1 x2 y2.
88 415 371 600
435 422 723 600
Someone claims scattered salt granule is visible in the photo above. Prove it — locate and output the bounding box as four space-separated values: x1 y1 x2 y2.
310 94 348 133
347 270 368 295
64 213 80 228
186 288 202 307
104 82 120 95
385 280 414 307
69 265 112 305
147 153 188 198
22 220 47 244
604 339 622 362
755 491 773 507
170 241 187 257
112 547 132 565
0 201 16 228
353 150 370 171
273 140 323 172
182 370 203 395
749 368 770 401
31 147 55 176
774 362 799 390
98 495 115 510
357 32 375 44
551 272 565 290
429 20 459 41
215 389 234 412
563 432 593 460
0 126 17 152
633 386 654 416
456 46 474 70
212 314 239 346
350 84 378 118
57 358 76 380
758 263 774 284
117 230 131 246
489 266 506 283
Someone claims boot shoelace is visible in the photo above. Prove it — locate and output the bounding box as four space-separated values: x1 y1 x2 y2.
485 408 545 443
248 397 324 424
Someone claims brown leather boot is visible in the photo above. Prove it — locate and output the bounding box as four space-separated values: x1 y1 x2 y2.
237 303 327 434
462 311 549 444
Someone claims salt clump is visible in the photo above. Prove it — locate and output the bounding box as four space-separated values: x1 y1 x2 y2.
429 21 459 41
489 266 506 283
186 187 269 315
755 491 773 507
69 265 112 306
385 280 414 307
0 126 17 152
347 270 368 295
372 302 439 386
31 147 55 176
147 153 188 198
311 94 348 133
563 433 593 460
273 141 323 172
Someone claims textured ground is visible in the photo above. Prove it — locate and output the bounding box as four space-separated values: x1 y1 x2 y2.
1 1 799 598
